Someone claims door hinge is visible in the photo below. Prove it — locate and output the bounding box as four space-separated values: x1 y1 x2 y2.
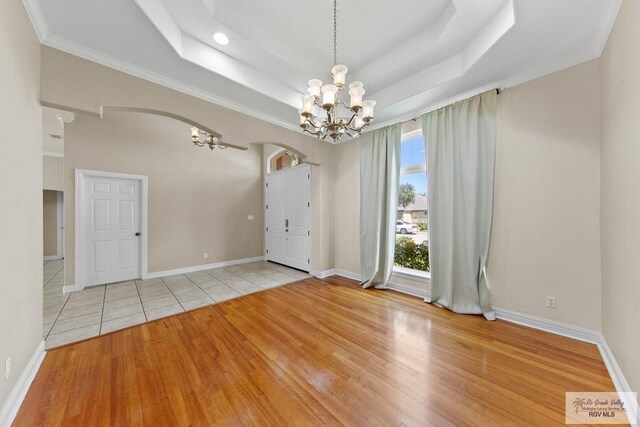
308 258 310 264
266 182 268 187
266 249 269 254
266 227 269 232
266 204 268 209
307 230 310 236
307 202 310 207
308 174 310 179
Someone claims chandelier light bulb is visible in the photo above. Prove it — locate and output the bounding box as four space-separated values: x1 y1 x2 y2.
298 109 307 125
301 95 315 114
362 100 376 120
348 82 365 110
191 127 199 138
330 64 348 87
321 84 338 109
307 79 323 99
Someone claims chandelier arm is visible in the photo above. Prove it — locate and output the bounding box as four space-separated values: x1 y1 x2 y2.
303 127 322 137
345 111 358 127
305 116 323 130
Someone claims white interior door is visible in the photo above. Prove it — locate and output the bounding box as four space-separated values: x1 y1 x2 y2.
266 164 311 271
266 171 287 266
82 175 141 286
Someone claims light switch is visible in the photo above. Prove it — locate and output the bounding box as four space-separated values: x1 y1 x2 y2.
248 215 254 220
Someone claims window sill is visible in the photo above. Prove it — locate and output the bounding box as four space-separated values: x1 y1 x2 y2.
392 266 430 282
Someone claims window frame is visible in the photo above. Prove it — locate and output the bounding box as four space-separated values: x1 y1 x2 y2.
393 129 431 281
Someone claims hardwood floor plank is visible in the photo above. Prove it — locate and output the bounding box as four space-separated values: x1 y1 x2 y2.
14 276 620 426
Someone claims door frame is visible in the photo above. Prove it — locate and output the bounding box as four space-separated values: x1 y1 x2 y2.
265 163 311 271
56 191 64 258
74 169 148 290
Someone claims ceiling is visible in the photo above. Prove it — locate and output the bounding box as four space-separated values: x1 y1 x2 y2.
24 0 620 140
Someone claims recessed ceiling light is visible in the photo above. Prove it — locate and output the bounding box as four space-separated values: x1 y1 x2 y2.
212 32 229 46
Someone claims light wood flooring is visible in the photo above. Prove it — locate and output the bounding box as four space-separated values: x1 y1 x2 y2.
16 276 618 426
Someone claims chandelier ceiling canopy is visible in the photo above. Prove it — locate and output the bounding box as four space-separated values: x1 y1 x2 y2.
299 0 376 142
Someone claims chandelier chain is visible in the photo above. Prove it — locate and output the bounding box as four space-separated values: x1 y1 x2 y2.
333 0 337 65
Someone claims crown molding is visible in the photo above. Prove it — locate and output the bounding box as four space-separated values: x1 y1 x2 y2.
21 0 48 42
42 34 303 133
591 0 622 56
20 0 306 135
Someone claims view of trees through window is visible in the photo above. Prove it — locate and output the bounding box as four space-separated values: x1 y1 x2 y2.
395 132 429 272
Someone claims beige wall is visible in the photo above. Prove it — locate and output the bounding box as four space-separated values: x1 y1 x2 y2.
0 0 43 411
488 59 602 331
40 46 338 280
333 60 603 330
600 0 640 398
43 191 58 257
64 112 265 285
334 140 361 275
43 155 63 191
40 47 320 159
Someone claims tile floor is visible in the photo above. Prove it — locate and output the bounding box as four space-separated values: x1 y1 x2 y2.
42 259 310 349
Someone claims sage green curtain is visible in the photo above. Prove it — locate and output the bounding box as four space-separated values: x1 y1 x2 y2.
359 124 402 289
421 91 497 320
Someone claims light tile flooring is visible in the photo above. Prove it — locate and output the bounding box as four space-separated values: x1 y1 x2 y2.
42 259 310 349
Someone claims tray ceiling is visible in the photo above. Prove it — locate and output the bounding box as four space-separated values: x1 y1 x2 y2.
24 0 621 138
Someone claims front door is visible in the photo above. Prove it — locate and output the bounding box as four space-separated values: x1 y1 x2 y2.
82 175 141 286
266 164 311 271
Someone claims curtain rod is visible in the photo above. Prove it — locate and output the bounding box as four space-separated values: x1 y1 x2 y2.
406 88 502 123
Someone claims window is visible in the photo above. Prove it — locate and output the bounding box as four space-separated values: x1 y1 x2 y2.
270 150 300 172
394 130 429 274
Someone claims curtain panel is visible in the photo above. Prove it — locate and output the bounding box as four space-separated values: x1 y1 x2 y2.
359 124 402 289
421 90 497 320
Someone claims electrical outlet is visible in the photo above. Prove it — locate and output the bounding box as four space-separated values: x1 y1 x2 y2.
203 253 208 259
546 296 557 309
5 357 11 379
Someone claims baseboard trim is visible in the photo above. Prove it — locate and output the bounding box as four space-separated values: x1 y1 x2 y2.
142 256 266 280
62 284 82 294
494 307 601 344
334 269 363 282
0 340 46 426
310 268 337 279
43 255 62 261
597 337 639 425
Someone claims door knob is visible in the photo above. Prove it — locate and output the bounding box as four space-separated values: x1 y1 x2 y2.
135 232 141 237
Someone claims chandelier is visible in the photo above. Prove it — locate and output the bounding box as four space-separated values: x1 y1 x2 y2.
191 127 226 150
299 0 376 142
